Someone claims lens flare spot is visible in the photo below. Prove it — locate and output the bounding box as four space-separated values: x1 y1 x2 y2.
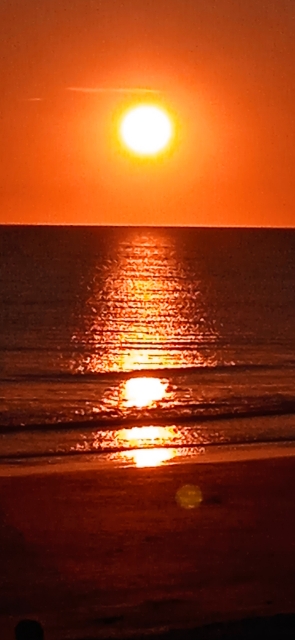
176 484 203 509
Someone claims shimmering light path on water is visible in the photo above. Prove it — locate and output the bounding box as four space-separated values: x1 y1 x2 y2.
70 229 219 374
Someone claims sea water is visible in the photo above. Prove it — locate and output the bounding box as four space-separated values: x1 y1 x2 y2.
1 226 295 464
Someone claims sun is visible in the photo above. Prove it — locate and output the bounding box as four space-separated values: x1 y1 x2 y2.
119 105 173 156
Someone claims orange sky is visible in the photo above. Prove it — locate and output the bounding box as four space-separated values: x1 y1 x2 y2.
1 0 295 226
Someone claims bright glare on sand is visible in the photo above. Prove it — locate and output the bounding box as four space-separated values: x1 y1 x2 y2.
120 105 172 156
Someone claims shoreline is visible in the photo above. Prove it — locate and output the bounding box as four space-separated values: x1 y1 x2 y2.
1 439 295 477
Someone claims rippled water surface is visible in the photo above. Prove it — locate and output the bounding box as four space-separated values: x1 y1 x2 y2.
1 226 295 462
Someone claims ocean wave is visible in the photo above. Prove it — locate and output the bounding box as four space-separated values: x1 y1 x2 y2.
1 395 295 434
1 361 294 383
1 434 295 461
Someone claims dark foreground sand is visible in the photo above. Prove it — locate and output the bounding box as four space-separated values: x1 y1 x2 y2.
1 449 295 639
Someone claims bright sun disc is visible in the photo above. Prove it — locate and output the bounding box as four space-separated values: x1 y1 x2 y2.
120 105 173 156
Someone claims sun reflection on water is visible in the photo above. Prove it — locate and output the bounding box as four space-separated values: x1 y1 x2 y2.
71 230 219 374
119 425 171 445
122 377 168 408
69 230 219 467
119 447 177 468
72 420 206 468
113 425 178 467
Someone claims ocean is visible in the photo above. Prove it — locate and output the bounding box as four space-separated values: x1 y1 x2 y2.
1 225 295 466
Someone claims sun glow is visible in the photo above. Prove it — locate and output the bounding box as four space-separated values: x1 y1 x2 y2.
119 105 173 156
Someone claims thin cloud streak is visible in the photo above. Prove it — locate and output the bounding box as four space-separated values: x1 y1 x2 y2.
66 87 160 94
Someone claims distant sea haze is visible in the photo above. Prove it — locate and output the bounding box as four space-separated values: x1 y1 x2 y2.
1 226 295 462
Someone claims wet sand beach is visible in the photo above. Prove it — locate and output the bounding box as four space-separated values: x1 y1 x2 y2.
1 449 295 639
